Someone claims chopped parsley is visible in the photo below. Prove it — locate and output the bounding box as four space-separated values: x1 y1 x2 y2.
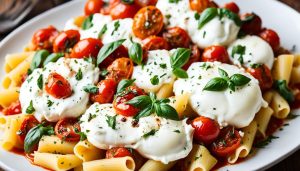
150 75 159 85
47 100 54 107
231 45 246 64
37 74 43 90
26 100 35 114
143 129 158 138
106 115 117 130
112 21 120 35
160 63 167 69
75 68 83 81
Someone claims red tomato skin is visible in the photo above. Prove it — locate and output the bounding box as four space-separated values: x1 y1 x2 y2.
202 45 230 63
192 116 220 144
223 2 240 14
259 29 280 52
110 2 140 20
142 36 169 51
106 58 134 83
2 101 22 116
53 30 80 53
240 13 262 35
70 38 103 58
55 118 81 142
99 45 128 68
45 73 72 99
18 116 39 143
32 25 59 51
106 147 133 158
246 64 273 91
163 27 191 49
134 0 158 7
84 0 104 15
91 79 118 104
182 45 201 70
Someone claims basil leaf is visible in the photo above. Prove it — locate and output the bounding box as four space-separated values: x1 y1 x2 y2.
97 39 126 65
117 79 135 93
98 24 107 38
78 132 87 141
43 53 64 66
218 68 228 78
198 8 218 29
126 95 152 109
26 100 35 114
122 0 134 4
150 75 159 85
37 74 43 90
274 80 294 103
82 15 93 30
30 50 50 72
230 74 251 86
172 68 188 78
170 48 191 68
75 68 83 81
106 115 117 130
203 77 228 91
142 129 157 138
83 85 99 94
231 45 246 64
218 8 242 26
134 105 153 120
129 41 143 65
156 103 179 120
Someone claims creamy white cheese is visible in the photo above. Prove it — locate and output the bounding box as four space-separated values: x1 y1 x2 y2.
131 50 174 92
19 58 99 122
173 62 267 128
228 35 274 69
80 103 194 164
64 18 80 31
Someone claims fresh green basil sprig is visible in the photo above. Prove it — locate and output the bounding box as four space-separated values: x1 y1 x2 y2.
83 85 99 94
82 15 93 30
28 50 50 74
128 39 143 65
43 53 64 66
203 68 251 91
231 45 246 64
273 80 294 103
117 79 136 94
97 39 126 65
170 48 191 78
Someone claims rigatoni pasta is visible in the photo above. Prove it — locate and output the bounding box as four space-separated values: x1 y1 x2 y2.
82 157 135 171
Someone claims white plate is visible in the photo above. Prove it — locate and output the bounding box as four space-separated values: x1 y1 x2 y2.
0 0 299 170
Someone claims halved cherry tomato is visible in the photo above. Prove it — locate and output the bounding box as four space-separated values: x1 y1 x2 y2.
32 25 59 51
84 0 104 15
142 36 169 51
259 29 280 52
91 79 118 104
99 45 128 68
211 126 242 157
2 101 22 116
45 73 72 99
192 116 220 144
18 115 39 143
202 45 230 63
55 118 81 142
110 2 140 20
183 45 201 70
223 2 239 14
53 30 80 53
113 86 146 117
106 147 133 158
134 0 158 7
246 64 273 91
189 0 211 13
70 38 103 58
100 0 120 15
106 58 134 82
163 27 191 48
240 13 262 35
132 6 164 39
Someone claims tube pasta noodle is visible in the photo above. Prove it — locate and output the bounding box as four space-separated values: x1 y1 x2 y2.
0 87 19 108
82 156 135 171
228 121 257 164
270 92 290 119
74 140 105 162
38 136 77 154
139 160 176 171
272 54 294 84
4 52 34 73
254 107 273 137
184 145 217 171
169 93 190 118
290 66 300 84
74 165 83 171
34 152 82 171
156 78 175 99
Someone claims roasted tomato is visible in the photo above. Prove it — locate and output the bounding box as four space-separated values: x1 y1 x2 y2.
211 126 242 157
91 79 118 104
2 101 22 116
132 6 164 39
45 73 72 99
32 25 59 51
70 38 103 58
55 118 81 142
53 30 80 53
84 0 104 15
110 2 140 20
99 45 128 68
134 0 158 7
163 27 191 48
223 2 240 14
259 29 280 52
142 36 169 51
246 64 273 91
113 86 146 117
202 45 230 63
192 116 220 144
240 13 262 35
106 147 133 158
18 115 39 143
106 58 134 82
183 45 201 70
189 0 211 13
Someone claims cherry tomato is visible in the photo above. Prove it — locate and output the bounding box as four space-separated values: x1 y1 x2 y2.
223 2 239 14
18 115 39 143
53 30 80 53
202 45 230 63
45 73 72 99
91 79 118 104
55 118 81 142
99 45 128 68
84 0 104 15
192 116 220 144
259 29 280 52
246 64 273 91
32 25 59 51
100 0 120 15
142 36 169 51
183 45 201 70
134 0 158 7
133 6 164 39
110 2 140 20
106 58 134 82
163 27 191 49
211 126 242 157
113 86 146 117
240 13 262 35
70 38 103 58
2 101 22 116
189 0 211 13
106 147 133 158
